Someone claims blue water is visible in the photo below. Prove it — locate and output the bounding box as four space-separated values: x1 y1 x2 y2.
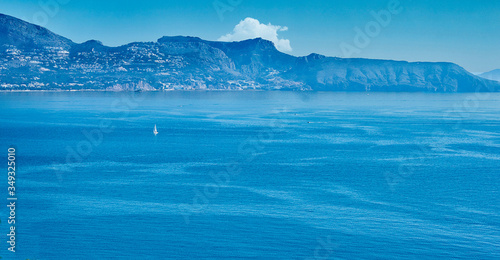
1 92 499 259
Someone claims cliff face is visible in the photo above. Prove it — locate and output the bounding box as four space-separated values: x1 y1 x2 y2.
286 56 497 92
0 13 498 92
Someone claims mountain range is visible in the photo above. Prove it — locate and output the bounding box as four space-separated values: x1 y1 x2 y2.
478 69 500 82
0 13 498 92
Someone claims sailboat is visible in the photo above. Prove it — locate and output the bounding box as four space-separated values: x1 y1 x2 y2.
153 124 158 135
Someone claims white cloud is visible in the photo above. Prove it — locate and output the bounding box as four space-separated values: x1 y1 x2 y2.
218 17 292 52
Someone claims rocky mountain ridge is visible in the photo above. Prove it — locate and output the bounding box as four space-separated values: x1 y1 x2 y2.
0 13 498 92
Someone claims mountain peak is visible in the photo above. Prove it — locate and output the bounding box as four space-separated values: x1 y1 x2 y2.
478 69 500 82
306 53 326 60
70 39 108 53
157 36 203 43
239 37 275 47
0 13 74 49
82 39 104 46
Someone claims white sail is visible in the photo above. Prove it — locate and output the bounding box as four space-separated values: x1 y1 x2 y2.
154 124 158 135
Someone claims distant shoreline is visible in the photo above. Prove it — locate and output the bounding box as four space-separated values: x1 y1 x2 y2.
1 89 499 93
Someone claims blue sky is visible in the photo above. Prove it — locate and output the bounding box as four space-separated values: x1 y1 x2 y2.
1 0 498 72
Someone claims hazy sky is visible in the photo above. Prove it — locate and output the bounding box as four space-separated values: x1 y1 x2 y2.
1 0 498 72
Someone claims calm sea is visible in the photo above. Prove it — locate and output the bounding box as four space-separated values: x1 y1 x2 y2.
0 91 499 259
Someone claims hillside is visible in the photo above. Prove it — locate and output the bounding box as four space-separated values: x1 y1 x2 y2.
0 13 498 92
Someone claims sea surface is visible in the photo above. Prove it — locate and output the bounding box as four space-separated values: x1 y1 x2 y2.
0 91 499 259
